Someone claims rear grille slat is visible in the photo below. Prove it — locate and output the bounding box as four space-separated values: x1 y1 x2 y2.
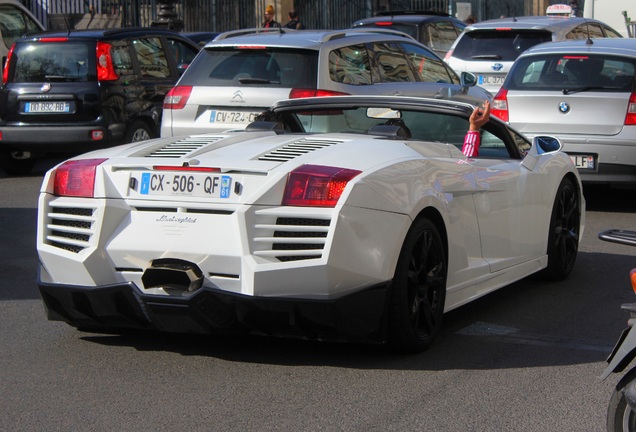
258 138 343 162
253 215 331 262
133 135 226 158
45 205 96 253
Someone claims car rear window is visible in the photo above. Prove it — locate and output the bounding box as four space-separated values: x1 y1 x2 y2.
452 30 552 62
10 41 96 83
507 54 635 92
177 47 318 88
355 22 419 40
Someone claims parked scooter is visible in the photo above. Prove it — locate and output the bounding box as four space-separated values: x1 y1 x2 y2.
600 229 636 431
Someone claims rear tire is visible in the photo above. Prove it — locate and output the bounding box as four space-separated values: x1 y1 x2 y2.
388 217 447 353
125 120 153 143
0 152 36 176
539 177 580 281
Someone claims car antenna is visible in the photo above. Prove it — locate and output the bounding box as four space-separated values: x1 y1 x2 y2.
586 23 593 45
62 15 71 37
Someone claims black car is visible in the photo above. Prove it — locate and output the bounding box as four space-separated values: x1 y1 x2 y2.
351 10 466 57
0 27 200 175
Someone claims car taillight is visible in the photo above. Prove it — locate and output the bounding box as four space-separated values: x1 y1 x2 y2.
2 43 15 83
283 164 361 207
53 158 107 197
289 89 349 99
443 49 453 62
164 86 192 109
96 41 118 81
631 268 636 294
491 88 509 123
625 93 636 125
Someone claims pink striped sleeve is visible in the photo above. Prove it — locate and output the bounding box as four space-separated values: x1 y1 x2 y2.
462 130 480 157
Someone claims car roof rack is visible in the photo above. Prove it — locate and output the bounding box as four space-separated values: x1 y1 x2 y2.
327 28 415 42
212 27 415 43
213 27 291 41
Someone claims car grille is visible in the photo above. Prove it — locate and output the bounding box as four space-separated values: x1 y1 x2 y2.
258 138 343 162
253 214 331 262
133 135 226 158
44 204 96 253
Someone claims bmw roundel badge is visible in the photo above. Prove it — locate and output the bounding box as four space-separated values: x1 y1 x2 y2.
492 63 503 71
559 102 570 114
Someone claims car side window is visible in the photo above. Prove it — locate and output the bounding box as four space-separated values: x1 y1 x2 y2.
400 42 455 83
0 4 41 48
329 44 372 85
133 37 170 79
427 21 459 53
372 42 417 83
166 38 198 69
569 24 604 39
602 25 623 38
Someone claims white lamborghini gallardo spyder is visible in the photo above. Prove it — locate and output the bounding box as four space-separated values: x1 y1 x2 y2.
36 96 585 353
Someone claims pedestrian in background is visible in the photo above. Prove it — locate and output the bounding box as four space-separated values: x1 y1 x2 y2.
262 5 281 28
284 9 305 29
464 15 477 24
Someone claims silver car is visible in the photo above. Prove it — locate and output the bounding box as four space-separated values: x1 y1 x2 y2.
491 38 636 185
444 16 623 95
160 27 490 137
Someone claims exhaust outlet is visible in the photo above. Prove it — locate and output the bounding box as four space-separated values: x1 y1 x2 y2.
142 258 204 294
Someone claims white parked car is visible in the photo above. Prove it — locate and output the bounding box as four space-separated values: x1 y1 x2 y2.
160 27 490 137
37 96 584 353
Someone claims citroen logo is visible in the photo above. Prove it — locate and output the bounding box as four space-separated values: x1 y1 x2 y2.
231 90 244 101
559 102 570 113
40 83 51 93
492 63 503 71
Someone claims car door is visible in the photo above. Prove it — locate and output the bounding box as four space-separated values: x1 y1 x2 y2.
467 124 550 272
131 36 178 114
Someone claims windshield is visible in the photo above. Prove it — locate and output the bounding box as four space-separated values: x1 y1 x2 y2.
12 42 95 82
507 54 635 92
178 47 318 88
452 30 552 62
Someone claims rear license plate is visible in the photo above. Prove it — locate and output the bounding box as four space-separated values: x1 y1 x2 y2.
570 155 595 170
478 74 506 85
210 110 260 124
139 172 232 198
24 101 71 113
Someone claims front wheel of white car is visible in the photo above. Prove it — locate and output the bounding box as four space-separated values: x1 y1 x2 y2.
389 217 447 353
539 177 580 281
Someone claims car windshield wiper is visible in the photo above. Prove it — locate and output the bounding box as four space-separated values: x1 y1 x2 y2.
562 86 619 95
471 54 502 60
238 77 278 84
44 75 82 82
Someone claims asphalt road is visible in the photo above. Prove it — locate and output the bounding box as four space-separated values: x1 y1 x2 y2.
1 159 636 432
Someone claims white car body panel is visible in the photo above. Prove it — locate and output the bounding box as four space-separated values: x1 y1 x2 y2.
38 130 581 308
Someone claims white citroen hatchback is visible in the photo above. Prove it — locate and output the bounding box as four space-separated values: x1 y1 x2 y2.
160 27 490 137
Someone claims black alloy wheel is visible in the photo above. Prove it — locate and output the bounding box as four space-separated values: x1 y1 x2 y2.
389 217 447 353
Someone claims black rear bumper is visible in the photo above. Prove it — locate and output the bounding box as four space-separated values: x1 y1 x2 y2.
38 280 391 344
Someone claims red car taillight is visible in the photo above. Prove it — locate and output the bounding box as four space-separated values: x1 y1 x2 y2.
163 86 192 109
283 164 361 207
443 49 453 62
2 43 15 83
96 41 118 81
289 89 349 99
53 159 107 197
625 93 636 125
491 88 509 123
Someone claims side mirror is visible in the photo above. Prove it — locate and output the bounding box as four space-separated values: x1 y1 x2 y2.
534 136 562 154
521 135 563 171
460 71 477 87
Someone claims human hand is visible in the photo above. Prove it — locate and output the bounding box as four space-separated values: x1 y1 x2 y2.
469 100 491 131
